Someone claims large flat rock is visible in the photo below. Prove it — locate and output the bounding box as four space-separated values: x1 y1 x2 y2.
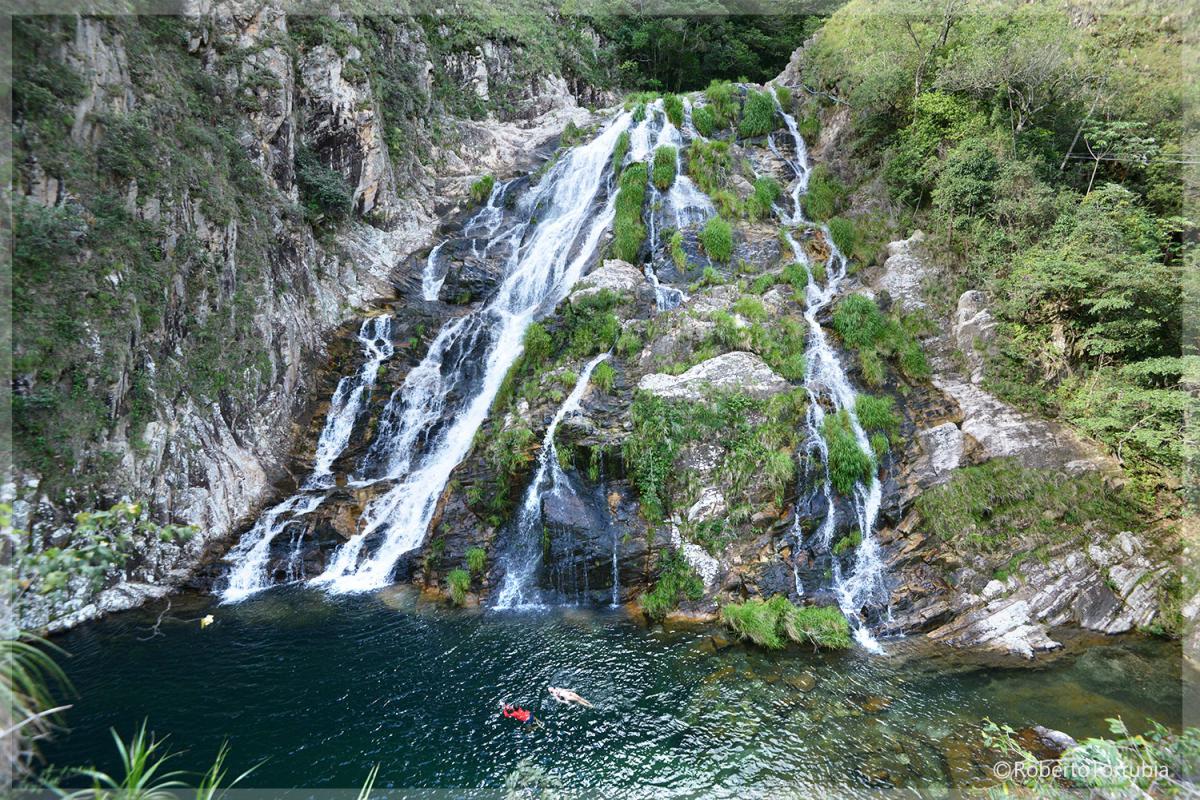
637 351 791 402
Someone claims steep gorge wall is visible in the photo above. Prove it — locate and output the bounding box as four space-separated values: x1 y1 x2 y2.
10 3 613 628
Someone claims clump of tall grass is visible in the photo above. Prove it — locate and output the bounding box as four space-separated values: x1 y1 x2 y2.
721 596 851 649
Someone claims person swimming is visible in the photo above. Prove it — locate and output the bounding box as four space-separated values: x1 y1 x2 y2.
547 687 593 708
500 702 534 724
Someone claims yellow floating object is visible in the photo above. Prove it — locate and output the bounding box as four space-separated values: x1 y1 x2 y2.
200 614 214 629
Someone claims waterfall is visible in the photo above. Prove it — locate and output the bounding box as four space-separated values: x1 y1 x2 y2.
772 90 890 651
493 352 611 610
639 100 713 312
421 180 515 302
610 524 621 608
421 242 449 302
219 316 396 602
220 492 329 602
311 114 638 594
310 316 394 484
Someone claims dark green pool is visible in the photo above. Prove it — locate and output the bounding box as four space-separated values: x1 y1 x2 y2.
44 587 1184 796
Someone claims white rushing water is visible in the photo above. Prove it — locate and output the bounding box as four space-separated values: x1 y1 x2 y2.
421 241 449 302
310 316 395 483
219 316 399 602
639 100 713 311
493 352 612 610
312 114 637 594
421 180 515 302
771 90 890 651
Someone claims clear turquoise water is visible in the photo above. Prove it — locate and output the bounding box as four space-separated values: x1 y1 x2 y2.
44 587 1183 796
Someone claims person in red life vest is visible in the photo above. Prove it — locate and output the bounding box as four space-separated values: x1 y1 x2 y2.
500 702 534 724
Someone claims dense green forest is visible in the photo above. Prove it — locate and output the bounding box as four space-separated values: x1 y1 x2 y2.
792 0 1191 503
587 3 825 91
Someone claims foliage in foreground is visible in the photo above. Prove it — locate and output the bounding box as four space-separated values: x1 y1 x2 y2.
2 633 70 777
721 597 852 650
983 717 1200 799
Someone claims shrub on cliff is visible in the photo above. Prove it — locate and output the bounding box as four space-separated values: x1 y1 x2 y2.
832 294 929 385
747 176 781 221
721 596 851 649
691 105 716 137
801 164 844 222
469 174 495 204
641 549 704 621
296 147 353 223
704 79 737 126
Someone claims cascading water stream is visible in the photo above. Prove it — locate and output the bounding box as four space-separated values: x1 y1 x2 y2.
421 180 515 302
639 100 713 311
770 89 890 651
312 114 639 594
219 317 395 602
493 352 612 610
310 316 395 484
421 242 449 302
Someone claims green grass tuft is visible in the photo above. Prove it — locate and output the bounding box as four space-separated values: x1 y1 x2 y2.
704 79 737 126
738 89 779 138
465 547 486 576
747 176 781 221
721 596 852 649
663 93 684 127
827 216 856 256
854 393 900 438
821 409 874 495
699 216 733 263
611 130 631 174
802 164 844 221
642 549 704 620
832 294 930 385
469 174 495 205
613 162 648 262
691 105 716 137
447 568 470 606
652 146 677 191
592 360 615 393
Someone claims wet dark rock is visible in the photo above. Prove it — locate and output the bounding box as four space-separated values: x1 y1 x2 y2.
1015 725 1077 760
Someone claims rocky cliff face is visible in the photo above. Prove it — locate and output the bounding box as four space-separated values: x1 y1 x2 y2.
11 5 612 629
865 232 1174 657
